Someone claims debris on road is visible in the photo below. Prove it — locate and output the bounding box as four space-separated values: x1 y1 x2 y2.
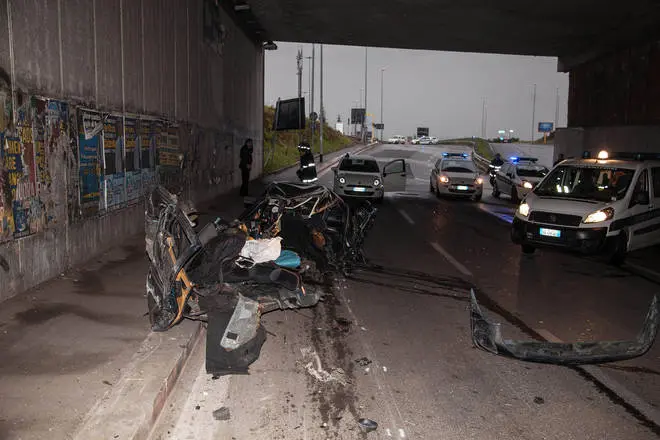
213 407 231 421
534 396 545 405
358 418 378 433
301 347 348 385
355 357 372 367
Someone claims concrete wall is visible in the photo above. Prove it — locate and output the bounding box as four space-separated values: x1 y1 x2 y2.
555 126 660 160
0 0 264 302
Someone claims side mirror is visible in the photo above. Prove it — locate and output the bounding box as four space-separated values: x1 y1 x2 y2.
634 191 650 206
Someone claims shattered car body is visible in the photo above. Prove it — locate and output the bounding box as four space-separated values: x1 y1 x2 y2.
144 183 376 374
470 290 659 365
238 182 377 277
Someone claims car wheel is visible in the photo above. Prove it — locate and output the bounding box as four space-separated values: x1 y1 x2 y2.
521 244 536 254
511 187 519 204
492 182 500 198
608 232 627 266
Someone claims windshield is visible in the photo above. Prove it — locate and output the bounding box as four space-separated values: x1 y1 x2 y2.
442 160 476 173
516 165 548 178
534 165 636 202
339 158 380 173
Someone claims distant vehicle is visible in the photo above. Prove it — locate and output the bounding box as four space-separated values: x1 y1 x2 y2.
333 154 407 202
387 135 406 144
411 138 420 145
430 152 483 201
419 136 432 145
511 150 660 264
429 136 439 144
492 157 548 203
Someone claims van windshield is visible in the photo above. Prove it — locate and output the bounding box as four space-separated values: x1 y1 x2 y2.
534 165 635 202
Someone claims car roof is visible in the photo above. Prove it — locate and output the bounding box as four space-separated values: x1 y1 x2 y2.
558 158 650 169
342 154 377 162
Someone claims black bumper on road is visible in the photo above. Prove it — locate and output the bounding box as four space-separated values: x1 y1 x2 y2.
511 216 611 254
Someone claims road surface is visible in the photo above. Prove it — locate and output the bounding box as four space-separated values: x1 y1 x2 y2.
150 143 660 440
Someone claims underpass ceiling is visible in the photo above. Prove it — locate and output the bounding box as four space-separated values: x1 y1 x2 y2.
245 0 660 59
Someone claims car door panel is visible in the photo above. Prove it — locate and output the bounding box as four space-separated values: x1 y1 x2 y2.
649 167 660 246
497 164 511 193
383 159 407 192
627 169 655 251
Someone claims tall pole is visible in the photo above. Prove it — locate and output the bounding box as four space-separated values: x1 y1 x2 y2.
481 97 486 138
531 83 537 143
305 56 312 114
554 87 560 130
296 48 303 99
320 44 324 162
380 68 384 141
363 47 368 144
311 44 316 148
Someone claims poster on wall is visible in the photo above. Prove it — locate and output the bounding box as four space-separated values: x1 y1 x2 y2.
79 110 102 216
0 131 15 240
124 118 141 202
102 115 125 211
139 119 156 192
5 130 34 238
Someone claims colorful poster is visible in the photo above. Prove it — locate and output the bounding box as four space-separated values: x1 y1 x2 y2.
5 132 33 238
79 111 102 216
102 115 125 210
139 119 156 193
158 124 180 167
125 118 141 202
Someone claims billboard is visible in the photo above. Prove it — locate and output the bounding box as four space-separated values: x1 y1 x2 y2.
417 127 429 137
538 122 554 133
273 98 306 131
351 108 366 125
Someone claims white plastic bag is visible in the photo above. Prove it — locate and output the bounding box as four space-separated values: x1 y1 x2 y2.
239 237 283 264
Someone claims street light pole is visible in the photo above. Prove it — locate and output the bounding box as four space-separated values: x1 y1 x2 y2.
380 68 385 141
320 44 324 162
531 83 537 143
363 47 368 144
311 44 316 147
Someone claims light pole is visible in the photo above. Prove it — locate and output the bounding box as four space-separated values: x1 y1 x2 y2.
363 47 368 144
531 83 537 143
380 68 385 141
319 44 324 162
311 44 316 147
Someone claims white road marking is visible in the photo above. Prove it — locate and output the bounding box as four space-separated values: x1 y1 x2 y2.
429 241 473 277
399 428 407 438
398 209 415 225
535 328 660 427
386 428 393 436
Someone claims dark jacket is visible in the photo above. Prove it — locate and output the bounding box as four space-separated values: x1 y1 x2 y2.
490 156 504 167
298 151 317 182
239 144 253 170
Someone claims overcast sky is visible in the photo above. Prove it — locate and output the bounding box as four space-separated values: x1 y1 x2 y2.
264 43 569 141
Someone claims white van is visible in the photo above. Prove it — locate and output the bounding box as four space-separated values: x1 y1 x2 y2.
511 151 660 264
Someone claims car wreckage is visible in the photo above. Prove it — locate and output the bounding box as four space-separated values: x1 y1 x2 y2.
470 290 659 365
145 183 376 374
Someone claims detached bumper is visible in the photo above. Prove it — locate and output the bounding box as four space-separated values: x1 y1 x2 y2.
511 216 611 254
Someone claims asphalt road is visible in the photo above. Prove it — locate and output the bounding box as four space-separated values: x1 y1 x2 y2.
150 143 660 440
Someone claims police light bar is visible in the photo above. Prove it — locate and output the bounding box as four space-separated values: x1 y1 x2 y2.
510 156 537 163
442 152 469 158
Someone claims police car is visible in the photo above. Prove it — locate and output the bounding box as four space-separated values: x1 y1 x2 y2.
430 152 483 201
492 157 549 203
511 150 660 264
333 154 407 202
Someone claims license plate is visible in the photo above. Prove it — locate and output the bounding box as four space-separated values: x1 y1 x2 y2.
353 187 367 192
539 228 561 238
456 185 469 191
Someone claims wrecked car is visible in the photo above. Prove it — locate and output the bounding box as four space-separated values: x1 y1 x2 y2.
144 183 376 374
470 290 659 365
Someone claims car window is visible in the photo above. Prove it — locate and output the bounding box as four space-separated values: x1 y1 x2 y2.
634 169 649 194
534 165 636 202
441 160 476 173
653 167 660 198
516 165 548 178
339 158 380 173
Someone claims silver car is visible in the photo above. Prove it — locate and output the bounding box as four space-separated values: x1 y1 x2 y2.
430 153 483 201
333 155 407 202
492 157 549 203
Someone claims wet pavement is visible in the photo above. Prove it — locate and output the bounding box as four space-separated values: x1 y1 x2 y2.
151 143 660 439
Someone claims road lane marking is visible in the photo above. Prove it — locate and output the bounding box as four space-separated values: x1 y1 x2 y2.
535 328 660 428
429 241 473 277
397 209 415 225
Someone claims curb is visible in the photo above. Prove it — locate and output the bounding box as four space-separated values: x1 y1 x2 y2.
72 321 206 440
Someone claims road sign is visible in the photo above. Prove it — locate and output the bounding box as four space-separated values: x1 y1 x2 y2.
538 122 554 133
374 123 384 130
310 112 318 121
351 108 365 125
417 127 429 137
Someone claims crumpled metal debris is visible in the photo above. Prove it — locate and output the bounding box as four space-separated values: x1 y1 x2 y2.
301 347 348 385
358 418 378 433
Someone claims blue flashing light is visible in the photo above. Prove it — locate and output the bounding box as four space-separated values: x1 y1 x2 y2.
442 152 470 159
510 156 519 163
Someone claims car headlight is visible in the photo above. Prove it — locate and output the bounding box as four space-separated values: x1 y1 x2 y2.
522 181 533 189
373 179 380 186
339 177 346 184
439 175 449 183
518 202 530 217
584 207 614 224
476 177 484 185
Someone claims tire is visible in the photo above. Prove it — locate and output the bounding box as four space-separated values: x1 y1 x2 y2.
608 232 628 266
521 244 536 254
511 187 519 204
492 182 500 198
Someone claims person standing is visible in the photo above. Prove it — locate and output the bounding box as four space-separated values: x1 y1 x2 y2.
239 138 253 196
296 142 318 183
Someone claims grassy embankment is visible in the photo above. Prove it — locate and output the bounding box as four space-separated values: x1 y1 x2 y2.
442 137 494 160
263 106 353 173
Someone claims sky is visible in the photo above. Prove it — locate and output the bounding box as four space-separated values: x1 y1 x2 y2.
264 43 569 141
